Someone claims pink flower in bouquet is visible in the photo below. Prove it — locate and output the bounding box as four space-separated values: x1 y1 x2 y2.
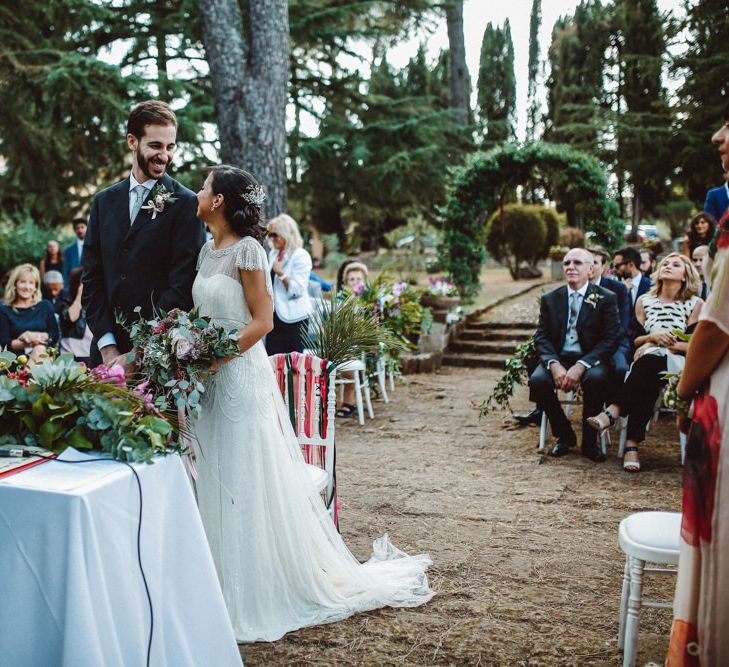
352 281 365 296
132 380 157 413
90 363 127 388
392 281 407 297
170 328 194 360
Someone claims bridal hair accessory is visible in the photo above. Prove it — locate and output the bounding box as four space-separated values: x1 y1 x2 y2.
242 184 267 207
141 183 178 219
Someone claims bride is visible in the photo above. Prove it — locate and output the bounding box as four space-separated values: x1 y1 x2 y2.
191 164 434 643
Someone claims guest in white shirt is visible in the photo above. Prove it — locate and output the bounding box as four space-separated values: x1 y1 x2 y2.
265 213 313 355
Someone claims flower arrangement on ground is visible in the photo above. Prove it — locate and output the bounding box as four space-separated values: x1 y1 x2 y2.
125 306 240 421
0 352 175 462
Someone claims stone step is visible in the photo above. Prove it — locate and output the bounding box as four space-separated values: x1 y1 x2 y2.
442 353 510 369
459 329 534 342
449 340 521 355
466 320 536 331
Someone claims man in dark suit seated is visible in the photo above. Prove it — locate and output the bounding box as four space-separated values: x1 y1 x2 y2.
589 246 630 377
528 248 621 461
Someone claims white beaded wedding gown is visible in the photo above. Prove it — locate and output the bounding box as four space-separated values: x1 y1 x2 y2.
192 236 434 643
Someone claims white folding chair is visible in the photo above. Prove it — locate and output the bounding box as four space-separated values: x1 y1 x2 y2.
375 343 389 404
617 511 681 667
336 356 374 425
270 352 339 527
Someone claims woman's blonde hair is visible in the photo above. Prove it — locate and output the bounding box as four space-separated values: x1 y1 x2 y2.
650 252 701 301
4 263 42 306
342 262 369 285
268 213 303 252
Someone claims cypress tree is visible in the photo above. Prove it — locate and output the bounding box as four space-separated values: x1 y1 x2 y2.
526 0 542 142
477 20 516 147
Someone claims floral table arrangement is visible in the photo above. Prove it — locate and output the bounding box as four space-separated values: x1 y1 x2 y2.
0 352 175 462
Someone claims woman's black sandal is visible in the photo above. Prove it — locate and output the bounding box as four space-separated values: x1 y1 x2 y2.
335 403 356 418
587 409 616 434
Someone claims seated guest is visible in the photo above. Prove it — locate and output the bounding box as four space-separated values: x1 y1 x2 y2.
692 244 709 300
39 239 64 283
58 268 92 364
639 248 656 278
589 246 630 381
681 212 716 257
42 270 68 311
587 253 703 472
335 261 370 418
516 248 629 429
0 263 60 365
613 246 652 344
528 248 620 461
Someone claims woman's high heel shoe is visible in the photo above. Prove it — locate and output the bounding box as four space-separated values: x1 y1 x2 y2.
623 446 641 472
587 409 616 434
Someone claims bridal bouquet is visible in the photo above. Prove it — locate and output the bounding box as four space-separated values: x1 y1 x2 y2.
127 307 240 421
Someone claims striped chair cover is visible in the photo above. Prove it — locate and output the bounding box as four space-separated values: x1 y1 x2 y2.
269 352 339 528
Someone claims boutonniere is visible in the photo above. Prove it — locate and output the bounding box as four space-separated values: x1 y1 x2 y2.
584 291 603 308
141 183 178 219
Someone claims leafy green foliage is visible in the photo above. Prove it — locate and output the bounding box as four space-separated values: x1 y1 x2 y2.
0 353 176 462
440 142 622 296
479 337 537 414
303 292 407 367
0 215 71 279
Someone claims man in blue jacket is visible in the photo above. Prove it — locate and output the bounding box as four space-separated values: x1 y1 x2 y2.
704 176 729 223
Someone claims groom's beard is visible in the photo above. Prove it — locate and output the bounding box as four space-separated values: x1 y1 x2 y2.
137 145 171 180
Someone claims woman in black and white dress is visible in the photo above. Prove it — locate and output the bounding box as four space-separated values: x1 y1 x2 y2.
588 252 703 471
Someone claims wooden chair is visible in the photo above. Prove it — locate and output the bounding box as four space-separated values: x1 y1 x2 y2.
270 352 339 528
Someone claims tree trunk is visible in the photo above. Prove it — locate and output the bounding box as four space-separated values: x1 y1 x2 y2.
446 0 468 127
198 0 290 217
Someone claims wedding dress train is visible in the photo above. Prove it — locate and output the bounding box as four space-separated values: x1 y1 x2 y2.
192 236 433 642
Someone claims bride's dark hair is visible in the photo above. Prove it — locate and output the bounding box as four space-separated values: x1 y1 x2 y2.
209 165 266 243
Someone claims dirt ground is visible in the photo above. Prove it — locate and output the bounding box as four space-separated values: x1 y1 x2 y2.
243 287 684 666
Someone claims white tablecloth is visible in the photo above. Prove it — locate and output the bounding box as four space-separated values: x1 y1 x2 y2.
0 449 241 667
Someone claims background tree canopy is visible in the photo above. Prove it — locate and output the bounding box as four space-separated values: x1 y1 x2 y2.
0 0 725 286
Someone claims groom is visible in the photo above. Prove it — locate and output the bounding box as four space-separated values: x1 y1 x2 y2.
82 100 205 368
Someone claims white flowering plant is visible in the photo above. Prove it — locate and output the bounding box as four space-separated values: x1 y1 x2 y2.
124 307 240 422
426 275 459 297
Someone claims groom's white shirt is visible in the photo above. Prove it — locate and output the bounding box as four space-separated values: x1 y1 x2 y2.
98 173 158 351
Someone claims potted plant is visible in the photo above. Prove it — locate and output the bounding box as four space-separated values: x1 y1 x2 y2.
420 276 460 323
548 245 569 280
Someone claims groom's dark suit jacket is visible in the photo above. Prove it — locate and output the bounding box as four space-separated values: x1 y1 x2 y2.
534 282 621 369
82 173 205 357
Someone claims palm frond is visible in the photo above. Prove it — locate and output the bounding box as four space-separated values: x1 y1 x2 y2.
303 292 407 366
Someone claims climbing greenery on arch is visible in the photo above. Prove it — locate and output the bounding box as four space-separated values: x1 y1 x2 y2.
438 142 623 297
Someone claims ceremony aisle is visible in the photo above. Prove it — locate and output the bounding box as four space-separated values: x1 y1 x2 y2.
241 289 684 666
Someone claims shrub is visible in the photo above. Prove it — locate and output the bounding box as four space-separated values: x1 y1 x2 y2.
485 204 547 280
0 214 70 281
536 207 562 259
560 226 585 248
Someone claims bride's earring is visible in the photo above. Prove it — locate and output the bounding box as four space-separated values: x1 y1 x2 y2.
210 202 218 213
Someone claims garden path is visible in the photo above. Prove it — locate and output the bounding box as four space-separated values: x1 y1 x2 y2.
242 288 683 666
